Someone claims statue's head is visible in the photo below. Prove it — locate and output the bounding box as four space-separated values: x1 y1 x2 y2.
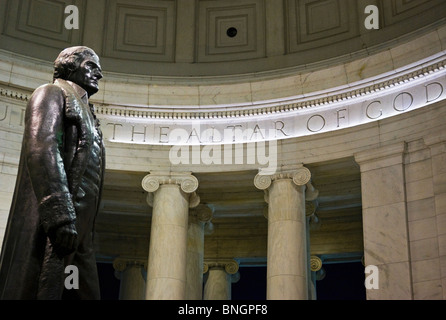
53 46 103 97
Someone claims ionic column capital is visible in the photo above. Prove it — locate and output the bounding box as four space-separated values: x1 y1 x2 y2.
310 255 326 281
190 204 214 223
306 199 321 229
254 165 318 201
203 259 239 275
189 192 201 208
113 257 147 272
310 256 323 272
254 165 312 190
142 171 200 207
254 164 312 190
142 171 199 194
305 200 318 217
305 181 319 201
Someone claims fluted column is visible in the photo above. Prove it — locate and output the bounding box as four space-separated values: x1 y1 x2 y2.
142 172 200 300
113 258 147 300
186 204 213 300
203 260 239 300
254 165 313 300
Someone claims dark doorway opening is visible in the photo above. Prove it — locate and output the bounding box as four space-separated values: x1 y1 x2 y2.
97 261 366 300
97 262 120 300
315 261 366 300
231 262 366 300
232 266 267 300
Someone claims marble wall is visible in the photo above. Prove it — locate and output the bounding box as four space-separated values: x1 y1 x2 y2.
355 129 446 299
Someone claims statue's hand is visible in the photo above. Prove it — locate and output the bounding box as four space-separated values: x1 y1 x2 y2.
52 223 78 257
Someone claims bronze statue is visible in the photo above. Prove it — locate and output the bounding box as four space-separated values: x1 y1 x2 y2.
0 46 105 299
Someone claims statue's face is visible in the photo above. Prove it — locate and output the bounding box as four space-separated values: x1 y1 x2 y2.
67 54 102 97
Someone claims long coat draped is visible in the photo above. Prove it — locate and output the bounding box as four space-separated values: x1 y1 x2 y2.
0 79 105 299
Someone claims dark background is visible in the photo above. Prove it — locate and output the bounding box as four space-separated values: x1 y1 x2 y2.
97 261 366 300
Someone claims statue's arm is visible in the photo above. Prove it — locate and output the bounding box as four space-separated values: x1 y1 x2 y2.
24 84 77 254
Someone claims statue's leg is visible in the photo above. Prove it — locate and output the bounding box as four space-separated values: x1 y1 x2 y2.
62 234 100 300
37 238 65 300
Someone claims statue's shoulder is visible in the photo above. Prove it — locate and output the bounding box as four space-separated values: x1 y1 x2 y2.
32 82 65 98
27 83 66 112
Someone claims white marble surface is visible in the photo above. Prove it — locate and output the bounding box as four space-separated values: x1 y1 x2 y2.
118 264 146 300
0 27 444 112
186 214 205 300
356 136 446 300
146 184 189 300
203 267 231 300
266 178 308 300
356 143 412 299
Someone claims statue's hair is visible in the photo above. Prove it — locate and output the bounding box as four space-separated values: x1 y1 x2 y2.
53 46 97 81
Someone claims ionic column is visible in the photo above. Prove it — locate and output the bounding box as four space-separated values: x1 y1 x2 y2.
309 255 323 300
305 200 319 300
203 260 239 300
186 204 213 300
254 165 313 300
142 172 200 300
113 258 147 300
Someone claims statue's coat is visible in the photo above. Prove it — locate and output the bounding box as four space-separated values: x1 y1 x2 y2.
0 79 105 299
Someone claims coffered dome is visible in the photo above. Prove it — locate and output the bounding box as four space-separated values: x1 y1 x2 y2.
1 0 445 80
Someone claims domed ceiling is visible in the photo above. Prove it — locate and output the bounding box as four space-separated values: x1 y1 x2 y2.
0 0 445 80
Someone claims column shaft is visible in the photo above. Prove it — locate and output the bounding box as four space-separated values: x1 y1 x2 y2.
119 265 146 300
113 258 146 300
186 217 205 300
254 166 313 300
146 184 189 299
203 260 239 300
186 204 212 299
267 179 308 300
203 267 231 300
